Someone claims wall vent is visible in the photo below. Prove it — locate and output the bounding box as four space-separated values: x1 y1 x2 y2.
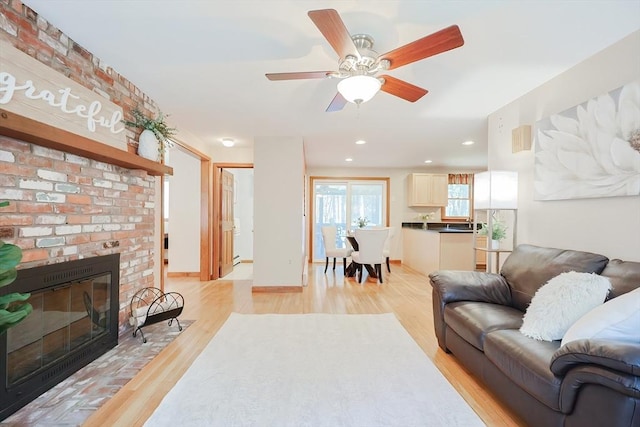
512 125 532 153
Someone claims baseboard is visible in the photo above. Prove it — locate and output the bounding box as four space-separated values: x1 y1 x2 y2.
390 259 401 265
252 286 303 293
166 272 200 278
241 260 253 263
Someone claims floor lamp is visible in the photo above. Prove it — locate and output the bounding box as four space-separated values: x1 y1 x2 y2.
473 171 518 272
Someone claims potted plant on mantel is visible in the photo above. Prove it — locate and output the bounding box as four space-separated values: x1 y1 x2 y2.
122 108 177 162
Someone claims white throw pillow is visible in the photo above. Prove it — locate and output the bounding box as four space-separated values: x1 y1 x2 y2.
520 271 611 341
561 287 640 346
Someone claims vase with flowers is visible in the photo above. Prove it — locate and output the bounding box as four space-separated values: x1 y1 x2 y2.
417 212 434 229
122 108 177 161
355 217 369 228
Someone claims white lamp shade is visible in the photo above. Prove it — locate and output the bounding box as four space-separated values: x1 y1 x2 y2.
474 171 518 209
337 75 381 104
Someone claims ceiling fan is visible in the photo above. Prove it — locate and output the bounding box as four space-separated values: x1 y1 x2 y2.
265 9 464 112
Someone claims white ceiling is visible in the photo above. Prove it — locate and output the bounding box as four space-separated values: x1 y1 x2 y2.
22 0 640 170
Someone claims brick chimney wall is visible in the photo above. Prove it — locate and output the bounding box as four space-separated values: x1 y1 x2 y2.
0 2 164 331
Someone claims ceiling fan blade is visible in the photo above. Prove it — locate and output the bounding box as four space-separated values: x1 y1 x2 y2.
380 25 464 70
326 92 348 112
265 71 333 81
308 9 360 60
380 75 428 102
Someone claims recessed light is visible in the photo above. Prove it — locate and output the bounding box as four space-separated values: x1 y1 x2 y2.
345 158 353 162
424 160 433 164
221 138 235 147
355 139 366 145
462 140 475 146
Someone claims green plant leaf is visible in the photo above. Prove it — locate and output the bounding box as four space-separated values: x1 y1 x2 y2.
0 242 22 272
0 301 33 334
0 292 30 309
0 269 18 288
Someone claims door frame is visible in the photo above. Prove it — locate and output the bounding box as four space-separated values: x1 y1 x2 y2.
164 140 212 282
212 163 253 280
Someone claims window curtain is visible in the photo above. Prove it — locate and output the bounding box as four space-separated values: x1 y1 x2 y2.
448 173 474 185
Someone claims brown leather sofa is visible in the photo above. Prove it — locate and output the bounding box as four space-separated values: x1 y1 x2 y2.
429 244 640 427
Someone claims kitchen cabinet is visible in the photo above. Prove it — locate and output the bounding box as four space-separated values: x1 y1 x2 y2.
407 173 448 206
402 228 474 276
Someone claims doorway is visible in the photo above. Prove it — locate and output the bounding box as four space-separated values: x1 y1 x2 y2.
310 177 390 262
162 141 212 283
213 163 253 280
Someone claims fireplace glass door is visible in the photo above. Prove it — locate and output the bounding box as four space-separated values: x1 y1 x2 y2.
6 273 111 387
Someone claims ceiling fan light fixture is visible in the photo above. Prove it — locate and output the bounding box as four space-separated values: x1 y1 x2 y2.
337 75 381 104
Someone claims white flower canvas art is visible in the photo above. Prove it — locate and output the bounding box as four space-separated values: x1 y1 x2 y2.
534 80 640 201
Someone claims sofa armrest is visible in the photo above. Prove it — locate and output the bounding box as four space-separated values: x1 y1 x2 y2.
428 270 512 305
559 365 640 413
551 339 640 377
428 270 512 351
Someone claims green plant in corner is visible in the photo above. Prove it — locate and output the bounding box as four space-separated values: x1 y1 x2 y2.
0 201 32 334
122 108 177 154
478 220 508 241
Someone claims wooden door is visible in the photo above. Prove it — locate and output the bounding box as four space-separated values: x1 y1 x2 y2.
220 169 234 277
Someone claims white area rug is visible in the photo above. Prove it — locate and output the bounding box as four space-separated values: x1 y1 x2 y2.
144 313 484 427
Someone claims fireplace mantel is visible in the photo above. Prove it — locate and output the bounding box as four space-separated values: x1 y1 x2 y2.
0 109 173 176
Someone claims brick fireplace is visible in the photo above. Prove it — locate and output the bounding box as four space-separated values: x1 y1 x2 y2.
0 135 157 330
0 4 174 418
0 253 120 420
0 2 170 330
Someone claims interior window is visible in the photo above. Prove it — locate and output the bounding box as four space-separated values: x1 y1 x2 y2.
442 174 473 220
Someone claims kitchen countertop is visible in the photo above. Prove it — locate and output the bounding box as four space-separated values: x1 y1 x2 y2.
402 222 475 233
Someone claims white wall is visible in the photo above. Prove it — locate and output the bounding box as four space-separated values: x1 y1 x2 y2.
487 31 640 261
228 168 254 261
253 136 305 286
166 146 201 272
209 146 254 163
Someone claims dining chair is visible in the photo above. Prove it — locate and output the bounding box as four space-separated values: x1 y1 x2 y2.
351 228 389 284
382 226 395 273
321 225 353 273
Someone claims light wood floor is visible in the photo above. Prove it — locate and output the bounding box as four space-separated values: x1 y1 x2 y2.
83 263 525 427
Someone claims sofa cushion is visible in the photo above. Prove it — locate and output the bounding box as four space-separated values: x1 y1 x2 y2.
484 329 563 410
561 287 640 346
500 244 609 312
600 259 640 299
444 302 523 351
520 271 611 341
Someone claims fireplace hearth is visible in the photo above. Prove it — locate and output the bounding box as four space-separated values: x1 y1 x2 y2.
0 254 120 421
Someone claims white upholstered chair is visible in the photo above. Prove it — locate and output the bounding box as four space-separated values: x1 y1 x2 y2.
321 225 352 273
351 228 389 284
382 226 395 273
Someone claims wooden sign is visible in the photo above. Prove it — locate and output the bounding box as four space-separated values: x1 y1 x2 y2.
0 40 127 150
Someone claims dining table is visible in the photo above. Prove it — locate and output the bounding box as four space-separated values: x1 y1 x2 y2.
345 234 377 279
